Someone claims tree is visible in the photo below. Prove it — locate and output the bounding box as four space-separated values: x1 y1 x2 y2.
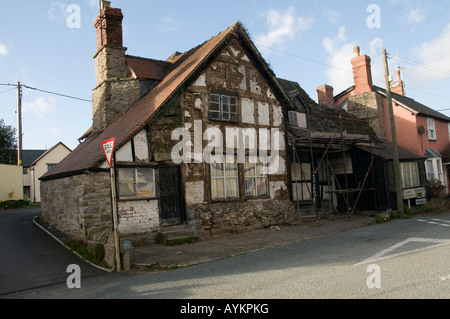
0 118 17 164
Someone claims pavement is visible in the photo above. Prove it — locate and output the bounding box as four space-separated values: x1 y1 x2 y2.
131 214 375 271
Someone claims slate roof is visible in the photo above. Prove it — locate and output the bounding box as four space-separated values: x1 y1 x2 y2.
125 55 173 81
30 142 72 166
356 138 425 161
278 79 377 139
22 150 46 167
40 22 292 181
335 85 450 122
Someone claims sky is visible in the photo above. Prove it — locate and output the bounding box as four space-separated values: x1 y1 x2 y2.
1 0 450 151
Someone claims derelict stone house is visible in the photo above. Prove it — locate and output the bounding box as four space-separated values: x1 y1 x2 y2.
279 79 426 216
40 3 294 267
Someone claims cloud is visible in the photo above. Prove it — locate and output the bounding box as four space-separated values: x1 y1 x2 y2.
322 27 385 93
322 26 356 93
0 44 8 56
157 16 180 33
23 96 56 119
48 1 76 23
402 5 426 25
407 23 450 88
323 7 341 25
255 6 314 51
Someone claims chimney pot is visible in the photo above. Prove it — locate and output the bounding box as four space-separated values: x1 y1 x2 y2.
101 1 111 9
353 46 360 57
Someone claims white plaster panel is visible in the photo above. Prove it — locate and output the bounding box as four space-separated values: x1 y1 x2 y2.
258 102 270 126
185 181 204 206
193 73 207 87
115 140 133 162
273 105 283 127
241 98 255 124
118 199 159 234
133 129 149 162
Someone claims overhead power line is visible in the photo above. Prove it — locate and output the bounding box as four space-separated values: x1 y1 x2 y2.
0 83 91 103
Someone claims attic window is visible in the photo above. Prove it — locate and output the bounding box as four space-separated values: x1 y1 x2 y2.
288 111 307 128
209 93 238 122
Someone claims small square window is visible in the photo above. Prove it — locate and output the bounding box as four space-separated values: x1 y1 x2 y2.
209 93 238 122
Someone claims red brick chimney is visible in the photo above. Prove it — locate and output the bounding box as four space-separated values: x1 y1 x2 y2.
317 84 334 105
95 2 123 51
351 46 374 94
391 68 405 96
92 1 140 133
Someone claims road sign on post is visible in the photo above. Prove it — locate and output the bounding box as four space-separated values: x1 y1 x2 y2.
102 138 121 272
102 138 115 168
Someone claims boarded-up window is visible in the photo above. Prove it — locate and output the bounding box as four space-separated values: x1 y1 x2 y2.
291 162 312 201
288 111 307 128
328 154 353 175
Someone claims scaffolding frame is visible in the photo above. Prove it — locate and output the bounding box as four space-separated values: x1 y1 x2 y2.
290 113 379 221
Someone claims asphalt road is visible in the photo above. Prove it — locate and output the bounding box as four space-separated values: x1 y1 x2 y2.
2 209 450 301
0 208 107 296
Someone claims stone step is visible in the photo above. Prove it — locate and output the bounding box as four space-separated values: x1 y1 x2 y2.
159 224 198 241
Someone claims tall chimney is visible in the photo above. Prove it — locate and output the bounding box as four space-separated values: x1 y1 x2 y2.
317 84 334 106
92 2 140 133
351 46 374 94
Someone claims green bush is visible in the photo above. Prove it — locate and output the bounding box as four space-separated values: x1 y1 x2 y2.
0 199 30 210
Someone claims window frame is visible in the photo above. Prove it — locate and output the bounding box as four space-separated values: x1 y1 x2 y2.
427 118 436 141
400 161 420 188
210 156 240 201
426 157 445 185
288 111 307 128
118 167 156 200
209 92 238 123
244 156 269 198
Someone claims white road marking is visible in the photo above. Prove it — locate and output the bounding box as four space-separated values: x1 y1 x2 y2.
354 237 450 266
417 219 450 227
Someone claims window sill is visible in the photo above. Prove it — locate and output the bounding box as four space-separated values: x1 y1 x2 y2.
118 196 158 202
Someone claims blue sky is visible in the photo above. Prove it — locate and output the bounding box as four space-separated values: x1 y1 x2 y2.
1 0 450 151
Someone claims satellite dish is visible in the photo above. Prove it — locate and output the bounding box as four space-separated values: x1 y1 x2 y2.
418 125 426 134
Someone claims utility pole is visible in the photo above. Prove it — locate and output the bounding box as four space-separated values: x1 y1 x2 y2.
17 81 23 166
382 49 404 216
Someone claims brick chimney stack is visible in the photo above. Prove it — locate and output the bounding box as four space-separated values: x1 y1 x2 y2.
351 46 374 94
91 1 140 133
93 2 127 85
391 68 405 96
317 84 334 106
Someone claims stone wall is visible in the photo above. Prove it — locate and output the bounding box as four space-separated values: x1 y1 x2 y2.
346 91 385 138
188 199 294 237
40 172 116 267
92 78 141 133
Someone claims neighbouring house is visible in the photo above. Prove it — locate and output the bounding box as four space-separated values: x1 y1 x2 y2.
0 164 23 201
40 3 294 268
26 142 72 203
279 79 426 215
324 45 450 199
22 150 46 200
